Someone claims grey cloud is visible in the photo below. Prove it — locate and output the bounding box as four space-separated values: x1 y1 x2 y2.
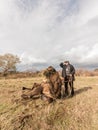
0 0 98 70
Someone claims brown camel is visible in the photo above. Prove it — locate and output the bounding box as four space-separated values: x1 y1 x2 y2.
21 66 62 103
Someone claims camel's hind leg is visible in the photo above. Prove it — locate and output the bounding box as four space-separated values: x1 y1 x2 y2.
21 86 43 99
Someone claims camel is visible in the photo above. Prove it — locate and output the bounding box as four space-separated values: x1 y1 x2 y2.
21 66 62 103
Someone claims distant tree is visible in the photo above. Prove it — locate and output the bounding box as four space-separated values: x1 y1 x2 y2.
94 68 98 72
0 53 20 76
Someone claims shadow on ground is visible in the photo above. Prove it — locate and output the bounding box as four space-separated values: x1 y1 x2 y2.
75 86 92 96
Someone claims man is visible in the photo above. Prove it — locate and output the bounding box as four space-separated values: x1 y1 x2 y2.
60 61 75 97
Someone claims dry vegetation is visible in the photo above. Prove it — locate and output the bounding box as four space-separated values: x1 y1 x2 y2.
0 68 98 79
76 69 98 76
0 76 98 130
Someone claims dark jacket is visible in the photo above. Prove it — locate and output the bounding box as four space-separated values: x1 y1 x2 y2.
60 63 75 78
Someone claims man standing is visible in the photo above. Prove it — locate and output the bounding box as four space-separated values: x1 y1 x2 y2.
60 61 75 97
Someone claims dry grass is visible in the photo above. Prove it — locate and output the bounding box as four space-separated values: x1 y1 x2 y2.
0 76 98 130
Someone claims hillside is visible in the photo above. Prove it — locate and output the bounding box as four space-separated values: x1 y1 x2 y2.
0 76 98 130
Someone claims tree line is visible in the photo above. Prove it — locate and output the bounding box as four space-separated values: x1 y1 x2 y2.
1 53 98 78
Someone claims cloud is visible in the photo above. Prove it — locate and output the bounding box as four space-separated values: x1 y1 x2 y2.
0 0 98 69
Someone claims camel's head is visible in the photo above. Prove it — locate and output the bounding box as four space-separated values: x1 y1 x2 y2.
43 66 56 78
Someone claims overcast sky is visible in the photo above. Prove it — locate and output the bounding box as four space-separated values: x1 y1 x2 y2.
0 0 98 70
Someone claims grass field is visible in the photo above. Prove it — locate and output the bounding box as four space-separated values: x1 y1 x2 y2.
0 76 98 130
